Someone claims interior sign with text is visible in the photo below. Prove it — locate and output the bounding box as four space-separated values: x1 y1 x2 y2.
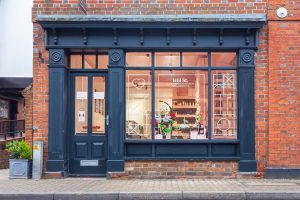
79 0 87 14
172 77 193 87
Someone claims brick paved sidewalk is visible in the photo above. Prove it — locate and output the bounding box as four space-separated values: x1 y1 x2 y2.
0 170 299 200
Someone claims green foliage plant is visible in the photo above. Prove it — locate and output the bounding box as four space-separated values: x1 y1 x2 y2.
6 140 32 160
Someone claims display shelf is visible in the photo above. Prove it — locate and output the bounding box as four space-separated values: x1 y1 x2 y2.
173 106 197 109
176 114 196 118
172 96 195 100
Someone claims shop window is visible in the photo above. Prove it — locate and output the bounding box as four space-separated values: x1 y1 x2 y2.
126 70 152 139
155 52 180 67
126 52 152 67
155 70 208 140
125 51 237 140
182 52 208 67
211 52 237 67
212 70 237 139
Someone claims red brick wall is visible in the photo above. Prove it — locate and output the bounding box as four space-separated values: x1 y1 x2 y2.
267 1 300 167
124 161 238 179
32 21 49 162
32 0 267 18
22 85 33 148
254 25 269 176
0 141 10 169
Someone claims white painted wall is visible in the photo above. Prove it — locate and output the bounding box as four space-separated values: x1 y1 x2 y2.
0 0 33 77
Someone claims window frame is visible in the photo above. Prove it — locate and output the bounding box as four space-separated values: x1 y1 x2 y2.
125 50 238 143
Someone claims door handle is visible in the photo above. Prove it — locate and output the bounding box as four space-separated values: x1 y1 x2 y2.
106 115 109 126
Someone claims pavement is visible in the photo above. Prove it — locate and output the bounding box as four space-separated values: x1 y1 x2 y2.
0 170 300 200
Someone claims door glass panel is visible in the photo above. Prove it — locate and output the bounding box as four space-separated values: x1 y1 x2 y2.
75 76 88 135
92 76 106 135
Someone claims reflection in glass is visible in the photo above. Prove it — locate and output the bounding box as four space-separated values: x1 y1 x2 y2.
155 70 208 140
182 52 208 67
70 55 82 69
211 52 237 67
126 52 152 67
126 70 152 139
155 52 180 67
212 70 237 139
92 77 106 135
75 76 88 135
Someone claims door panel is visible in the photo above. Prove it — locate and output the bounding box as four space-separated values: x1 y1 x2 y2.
70 74 107 176
92 142 104 158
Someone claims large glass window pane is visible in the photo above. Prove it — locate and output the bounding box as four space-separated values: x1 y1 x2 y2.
155 52 180 67
212 70 237 139
182 52 208 67
70 55 82 69
211 52 237 67
126 52 152 67
126 70 152 139
155 70 208 140
92 76 105 135
75 76 88 135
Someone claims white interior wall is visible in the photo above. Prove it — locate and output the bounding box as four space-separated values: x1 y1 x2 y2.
0 0 33 77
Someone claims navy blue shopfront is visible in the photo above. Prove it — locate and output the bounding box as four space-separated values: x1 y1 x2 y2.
40 15 265 176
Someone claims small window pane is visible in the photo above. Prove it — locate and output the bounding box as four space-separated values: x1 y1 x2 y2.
75 76 88 135
84 55 96 69
155 70 208 140
126 52 152 67
212 70 237 139
126 70 152 139
98 54 108 69
155 52 180 67
182 52 208 67
211 52 237 67
70 55 82 69
92 76 105 135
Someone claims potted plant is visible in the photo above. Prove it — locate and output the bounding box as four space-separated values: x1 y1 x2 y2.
6 140 32 179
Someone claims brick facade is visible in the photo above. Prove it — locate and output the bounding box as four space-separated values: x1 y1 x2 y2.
124 161 238 179
267 1 300 169
0 141 10 169
31 0 299 178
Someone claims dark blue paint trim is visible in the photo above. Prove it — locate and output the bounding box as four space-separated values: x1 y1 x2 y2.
124 140 240 144
47 49 69 173
265 168 300 179
42 24 261 49
124 157 240 161
107 49 125 172
238 49 256 172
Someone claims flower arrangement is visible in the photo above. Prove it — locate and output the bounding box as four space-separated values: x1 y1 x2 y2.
155 100 176 138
